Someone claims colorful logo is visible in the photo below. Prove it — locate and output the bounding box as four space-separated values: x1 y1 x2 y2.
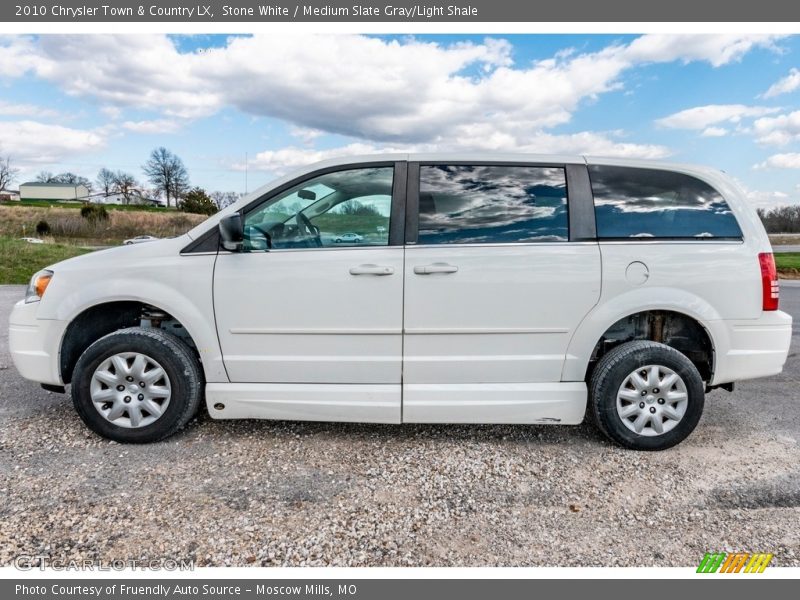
697 552 773 573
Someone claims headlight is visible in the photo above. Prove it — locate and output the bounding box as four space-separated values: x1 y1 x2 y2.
25 270 54 303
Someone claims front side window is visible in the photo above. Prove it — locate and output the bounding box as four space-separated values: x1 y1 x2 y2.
244 167 394 251
417 165 569 245
590 165 743 240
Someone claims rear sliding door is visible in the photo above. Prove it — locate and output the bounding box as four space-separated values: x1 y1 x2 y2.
401 162 601 423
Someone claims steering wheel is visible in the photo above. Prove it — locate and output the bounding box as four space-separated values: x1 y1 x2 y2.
249 225 273 250
296 212 322 247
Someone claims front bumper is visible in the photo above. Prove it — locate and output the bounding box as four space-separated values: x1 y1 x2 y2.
710 310 793 385
8 299 68 386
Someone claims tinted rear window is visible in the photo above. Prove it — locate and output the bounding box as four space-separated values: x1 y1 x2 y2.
589 165 742 240
417 165 568 244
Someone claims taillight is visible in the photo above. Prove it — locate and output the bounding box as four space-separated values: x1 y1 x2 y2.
759 252 779 311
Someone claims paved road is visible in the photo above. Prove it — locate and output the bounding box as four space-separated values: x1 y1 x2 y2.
774 245 800 253
0 285 798 567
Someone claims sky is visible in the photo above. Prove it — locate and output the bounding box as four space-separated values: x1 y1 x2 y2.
0 33 799 208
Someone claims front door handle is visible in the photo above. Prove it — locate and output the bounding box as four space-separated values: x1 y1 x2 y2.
349 264 395 276
413 263 459 275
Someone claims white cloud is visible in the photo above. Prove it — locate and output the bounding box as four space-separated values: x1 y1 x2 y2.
752 111 800 146
0 35 41 77
0 100 59 118
762 68 800 98
742 187 798 209
754 153 800 169
656 104 779 130
241 143 399 173
0 33 784 157
241 132 670 176
727 176 798 208
5 35 221 118
623 34 780 67
0 120 104 163
660 102 800 147
289 126 325 145
701 126 728 137
122 119 182 134
500 130 669 158
100 105 123 119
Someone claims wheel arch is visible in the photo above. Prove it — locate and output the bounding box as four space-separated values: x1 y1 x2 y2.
55 278 226 384
562 289 721 383
58 299 207 385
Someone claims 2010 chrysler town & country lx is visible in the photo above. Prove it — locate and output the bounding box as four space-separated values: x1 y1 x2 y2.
8 154 793 450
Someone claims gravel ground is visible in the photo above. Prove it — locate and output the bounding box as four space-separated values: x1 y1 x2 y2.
0 284 798 567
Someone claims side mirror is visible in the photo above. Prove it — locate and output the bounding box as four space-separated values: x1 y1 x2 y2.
219 213 244 251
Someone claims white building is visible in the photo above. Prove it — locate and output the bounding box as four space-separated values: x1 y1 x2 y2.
20 182 90 202
92 191 164 207
0 188 20 201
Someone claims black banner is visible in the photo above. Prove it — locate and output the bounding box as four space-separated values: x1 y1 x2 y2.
4 0 800 22
5 579 800 600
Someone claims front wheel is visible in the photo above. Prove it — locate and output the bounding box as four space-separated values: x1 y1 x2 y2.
589 341 705 450
71 327 203 443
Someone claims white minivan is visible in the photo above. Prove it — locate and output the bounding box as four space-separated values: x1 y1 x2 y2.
8 154 793 450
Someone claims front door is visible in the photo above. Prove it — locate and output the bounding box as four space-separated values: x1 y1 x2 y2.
213 164 404 421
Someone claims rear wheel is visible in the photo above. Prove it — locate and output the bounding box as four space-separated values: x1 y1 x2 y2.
589 341 704 450
71 327 203 443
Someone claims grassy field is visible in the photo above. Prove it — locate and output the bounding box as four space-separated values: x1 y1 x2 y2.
0 203 207 283
776 252 800 274
13 200 171 212
0 204 206 246
0 237 92 284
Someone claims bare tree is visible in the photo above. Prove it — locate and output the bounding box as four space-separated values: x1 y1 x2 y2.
112 171 138 204
54 172 92 190
96 168 116 196
35 171 92 190
758 205 800 233
35 171 56 183
0 155 19 191
210 190 241 209
143 147 189 208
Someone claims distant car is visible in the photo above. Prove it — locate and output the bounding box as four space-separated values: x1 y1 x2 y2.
376 225 387 233
19 237 44 244
334 233 363 244
124 235 159 245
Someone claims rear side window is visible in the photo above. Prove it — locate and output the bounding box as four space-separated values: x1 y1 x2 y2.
417 165 568 245
590 165 742 240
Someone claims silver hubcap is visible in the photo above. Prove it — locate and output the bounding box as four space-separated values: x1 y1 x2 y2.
89 352 171 429
616 364 688 437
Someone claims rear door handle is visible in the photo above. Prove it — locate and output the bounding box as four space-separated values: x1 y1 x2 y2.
349 264 395 276
413 263 459 275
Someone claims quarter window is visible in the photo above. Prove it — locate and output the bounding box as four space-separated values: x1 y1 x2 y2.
589 165 743 240
417 165 569 245
243 167 393 251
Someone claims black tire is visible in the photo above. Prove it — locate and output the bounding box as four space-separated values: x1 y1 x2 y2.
71 327 203 443
589 341 704 451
